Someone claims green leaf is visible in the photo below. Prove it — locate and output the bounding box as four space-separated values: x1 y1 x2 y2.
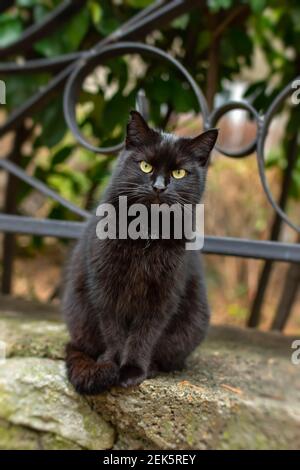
34 9 90 56
99 90 135 138
106 57 129 93
171 14 189 30
33 5 51 22
51 146 74 168
290 169 300 199
0 14 23 47
5 73 50 111
250 0 266 13
95 16 119 35
34 98 67 148
171 79 198 113
196 31 211 54
265 149 283 169
125 0 153 8
208 0 233 12
16 0 37 6
89 0 103 25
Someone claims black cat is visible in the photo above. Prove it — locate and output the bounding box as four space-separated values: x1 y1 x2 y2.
62 111 218 395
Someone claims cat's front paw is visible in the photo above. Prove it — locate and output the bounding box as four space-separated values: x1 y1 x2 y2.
119 364 147 388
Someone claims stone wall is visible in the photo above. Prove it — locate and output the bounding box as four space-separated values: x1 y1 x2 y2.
0 296 299 450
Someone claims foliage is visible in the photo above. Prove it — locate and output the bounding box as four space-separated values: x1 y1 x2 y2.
0 0 299 231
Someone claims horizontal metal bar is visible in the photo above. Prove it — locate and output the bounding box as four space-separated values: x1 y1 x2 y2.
204 236 300 263
0 215 85 239
1 214 299 263
0 53 80 75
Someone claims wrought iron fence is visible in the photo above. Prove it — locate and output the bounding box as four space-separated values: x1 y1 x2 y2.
0 0 299 329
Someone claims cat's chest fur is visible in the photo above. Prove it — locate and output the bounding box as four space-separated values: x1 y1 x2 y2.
90 237 185 315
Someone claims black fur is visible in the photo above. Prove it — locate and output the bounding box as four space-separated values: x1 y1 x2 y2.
62 111 218 394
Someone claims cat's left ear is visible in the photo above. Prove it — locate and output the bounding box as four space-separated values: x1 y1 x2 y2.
126 110 156 150
187 129 219 166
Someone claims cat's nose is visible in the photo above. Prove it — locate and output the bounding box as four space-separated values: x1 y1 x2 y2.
152 176 166 193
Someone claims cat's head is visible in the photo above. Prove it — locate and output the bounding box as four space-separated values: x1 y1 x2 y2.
113 111 218 206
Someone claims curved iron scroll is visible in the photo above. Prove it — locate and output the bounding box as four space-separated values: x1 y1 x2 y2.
0 0 299 265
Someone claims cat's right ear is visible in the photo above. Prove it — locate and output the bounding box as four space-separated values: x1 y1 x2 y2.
126 111 155 150
186 129 219 167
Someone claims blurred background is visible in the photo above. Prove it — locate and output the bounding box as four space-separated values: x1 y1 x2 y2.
0 0 299 334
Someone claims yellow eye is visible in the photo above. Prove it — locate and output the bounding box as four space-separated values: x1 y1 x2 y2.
172 169 186 179
140 161 153 174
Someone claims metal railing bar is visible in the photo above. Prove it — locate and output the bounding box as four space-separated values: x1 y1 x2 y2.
256 79 300 234
0 0 201 71
107 0 205 43
63 41 209 154
0 214 85 239
0 0 298 330
1 213 299 263
0 63 74 137
0 53 80 75
0 1 168 74
0 0 204 136
204 236 300 263
0 159 90 219
0 0 86 59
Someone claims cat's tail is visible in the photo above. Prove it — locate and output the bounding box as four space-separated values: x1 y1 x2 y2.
65 343 119 395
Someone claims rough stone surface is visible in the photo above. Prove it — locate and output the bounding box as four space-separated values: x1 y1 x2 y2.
0 296 66 359
0 295 299 450
0 357 114 449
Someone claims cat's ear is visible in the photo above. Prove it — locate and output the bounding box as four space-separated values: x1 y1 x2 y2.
126 110 155 150
187 129 219 166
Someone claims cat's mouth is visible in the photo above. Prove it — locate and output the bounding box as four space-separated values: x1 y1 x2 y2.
149 189 175 205
152 194 162 204
122 189 176 206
